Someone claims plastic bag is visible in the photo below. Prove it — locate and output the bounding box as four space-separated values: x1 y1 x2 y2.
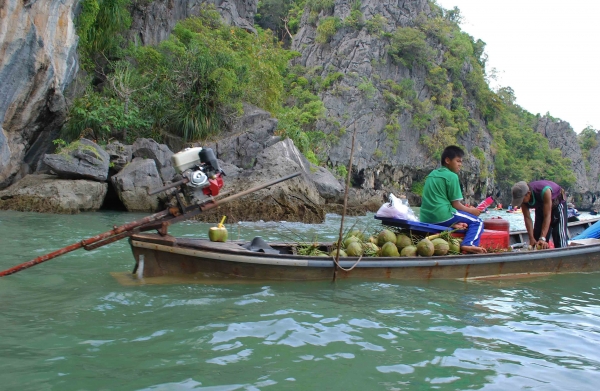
375 194 418 221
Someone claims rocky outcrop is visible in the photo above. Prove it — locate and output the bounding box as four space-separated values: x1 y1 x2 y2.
128 0 257 46
203 104 281 169
533 116 597 209
584 132 600 210
535 117 589 193
198 105 344 221
132 138 176 183
105 141 133 172
0 174 107 214
0 0 79 189
195 138 328 223
43 139 110 181
111 158 165 212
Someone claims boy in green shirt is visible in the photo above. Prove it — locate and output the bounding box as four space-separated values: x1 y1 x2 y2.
420 146 486 254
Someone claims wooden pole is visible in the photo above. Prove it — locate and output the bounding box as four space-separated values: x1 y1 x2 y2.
333 125 358 282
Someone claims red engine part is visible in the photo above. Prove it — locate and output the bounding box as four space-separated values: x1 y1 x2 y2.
202 173 224 196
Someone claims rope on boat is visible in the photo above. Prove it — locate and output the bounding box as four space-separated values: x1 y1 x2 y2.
331 254 363 272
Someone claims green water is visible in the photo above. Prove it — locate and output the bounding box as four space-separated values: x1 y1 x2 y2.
1 211 600 390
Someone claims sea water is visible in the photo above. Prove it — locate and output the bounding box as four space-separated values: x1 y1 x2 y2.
1 210 600 391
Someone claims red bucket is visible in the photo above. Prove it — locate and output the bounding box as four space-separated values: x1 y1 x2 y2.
483 217 510 233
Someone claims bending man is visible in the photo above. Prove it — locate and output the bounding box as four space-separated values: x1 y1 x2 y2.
511 180 568 249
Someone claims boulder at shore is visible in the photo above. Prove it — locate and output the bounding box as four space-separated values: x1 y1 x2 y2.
111 158 164 212
43 139 110 181
0 174 107 214
195 138 328 223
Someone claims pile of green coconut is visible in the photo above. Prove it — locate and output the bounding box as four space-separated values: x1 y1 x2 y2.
326 228 462 258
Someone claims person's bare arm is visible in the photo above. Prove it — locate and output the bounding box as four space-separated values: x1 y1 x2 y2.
536 190 553 249
451 200 481 216
522 204 535 246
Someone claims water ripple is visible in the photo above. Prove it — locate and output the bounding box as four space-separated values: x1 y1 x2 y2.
4 211 600 390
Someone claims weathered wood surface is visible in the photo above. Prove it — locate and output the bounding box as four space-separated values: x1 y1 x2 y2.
129 233 600 281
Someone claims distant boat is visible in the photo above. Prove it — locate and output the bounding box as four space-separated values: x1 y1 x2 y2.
568 207 580 222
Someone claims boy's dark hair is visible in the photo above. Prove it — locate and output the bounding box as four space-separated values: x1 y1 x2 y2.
441 145 464 166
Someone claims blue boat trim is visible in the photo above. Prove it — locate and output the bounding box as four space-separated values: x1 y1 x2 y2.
374 216 466 234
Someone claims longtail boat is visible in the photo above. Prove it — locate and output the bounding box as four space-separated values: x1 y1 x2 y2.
4 144 600 282
128 217 600 281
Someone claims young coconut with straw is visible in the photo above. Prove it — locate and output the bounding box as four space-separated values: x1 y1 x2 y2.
419 146 486 254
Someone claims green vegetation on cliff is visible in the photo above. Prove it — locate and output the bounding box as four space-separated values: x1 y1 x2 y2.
70 7 277 138
76 0 132 70
385 2 576 189
69 0 578 192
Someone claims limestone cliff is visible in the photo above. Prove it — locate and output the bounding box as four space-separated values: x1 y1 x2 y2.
584 132 600 209
291 0 494 204
128 0 257 46
0 0 79 188
0 0 598 213
534 116 592 207
0 0 257 190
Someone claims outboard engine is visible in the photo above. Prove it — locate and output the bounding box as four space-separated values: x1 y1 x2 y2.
171 147 224 199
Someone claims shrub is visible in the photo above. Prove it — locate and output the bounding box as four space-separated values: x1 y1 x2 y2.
306 0 335 13
76 0 132 70
322 72 344 89
389 27 434 67
345 10 364 29
335 165 348 178
366 14 387 35
316 17 341 43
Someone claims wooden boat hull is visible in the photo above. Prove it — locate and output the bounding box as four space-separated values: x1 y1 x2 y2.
130 234 600 281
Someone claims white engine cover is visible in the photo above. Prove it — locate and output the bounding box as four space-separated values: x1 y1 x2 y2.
172 147 203 173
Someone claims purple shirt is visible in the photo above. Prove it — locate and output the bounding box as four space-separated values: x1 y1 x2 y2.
527 180 562 208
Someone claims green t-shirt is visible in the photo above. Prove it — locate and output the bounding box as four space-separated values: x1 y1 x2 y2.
419 167 463 223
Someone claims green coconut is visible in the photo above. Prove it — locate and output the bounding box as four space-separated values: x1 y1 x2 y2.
377 229 397 247
346 242 364 256
349 229 366 241
431 238 450 256
400 245 417 257
363 242 379 256
344 235 360 248
364 242 379 252
396 233 412 250
369 236 378 244
380 241 400 257
208 226 228 242
416 238 435 257
449 238 461 254
330 249 347 257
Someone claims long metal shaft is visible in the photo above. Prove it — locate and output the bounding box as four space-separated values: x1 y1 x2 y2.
0 172 301 277
0 209 172 277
